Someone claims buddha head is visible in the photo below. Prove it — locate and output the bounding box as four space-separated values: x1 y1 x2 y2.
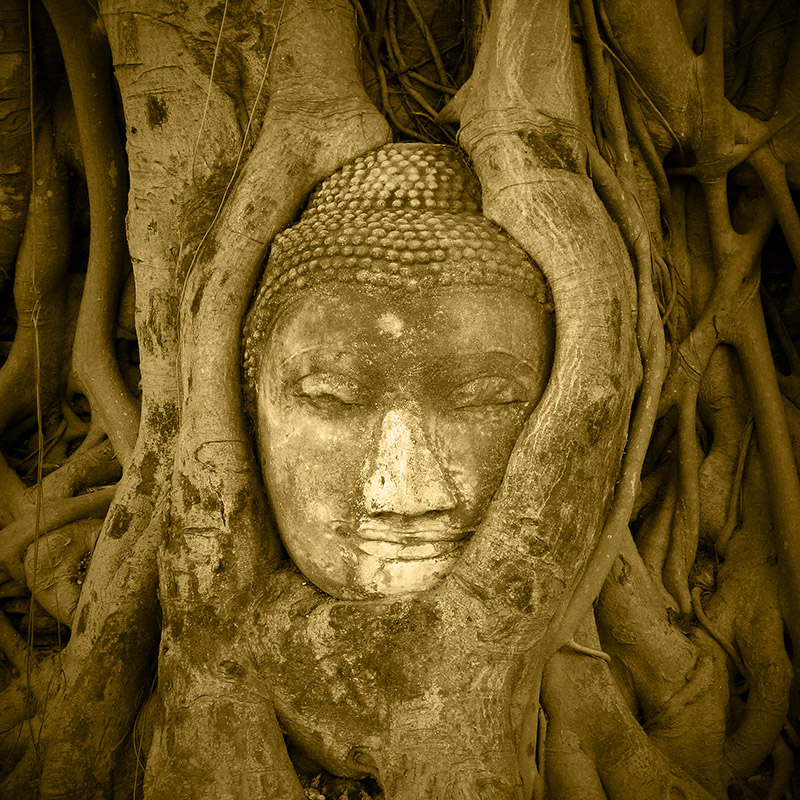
243 143 554 601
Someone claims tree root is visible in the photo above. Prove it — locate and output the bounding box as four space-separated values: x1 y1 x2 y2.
0 114 71 439
0 608 32 676
542 614 718 800
691 587 745 678
727 292 800 657
548 4 667 651
0 487 114 585
635 466 678 604
690 449 794 785
42 0 140 465
596 0 800 726
0 452 30 524
662 385 700 613
596 535 730 794
154 0 390 795
0 680 36 739
766 735 794 800
0 0 33 293
34 439 121 504
23 517 103 626
450 0 639 654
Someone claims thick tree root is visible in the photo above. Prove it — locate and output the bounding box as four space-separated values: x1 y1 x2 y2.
0 116 71 439
0 0 33 294
0 487 114 585
542 615 718 800
596 536 729 794
152 0 390 796
42 0 140 465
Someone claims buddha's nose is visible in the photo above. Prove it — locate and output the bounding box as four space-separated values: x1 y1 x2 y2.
364 407 457 517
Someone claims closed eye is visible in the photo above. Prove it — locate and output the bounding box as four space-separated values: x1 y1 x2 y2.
448 376 532 408
294 373 365 408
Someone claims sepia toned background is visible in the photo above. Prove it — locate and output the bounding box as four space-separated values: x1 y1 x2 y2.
0 0 799 797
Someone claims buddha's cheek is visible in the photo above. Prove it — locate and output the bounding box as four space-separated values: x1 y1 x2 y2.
258 406 370 587
435 408 530 522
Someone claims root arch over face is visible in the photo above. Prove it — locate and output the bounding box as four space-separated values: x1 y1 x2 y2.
0 1 799 799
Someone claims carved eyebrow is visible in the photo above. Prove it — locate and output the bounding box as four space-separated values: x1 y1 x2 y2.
428 350 542 383
277 347 368 371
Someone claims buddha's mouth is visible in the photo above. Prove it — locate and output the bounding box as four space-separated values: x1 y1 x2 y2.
352 521 473 561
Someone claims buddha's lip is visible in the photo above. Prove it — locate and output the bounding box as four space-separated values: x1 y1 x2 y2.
350 522 472 561
354 522 472 544
352 536 469 562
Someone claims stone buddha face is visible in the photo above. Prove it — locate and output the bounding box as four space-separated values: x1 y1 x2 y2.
254 282 552 599
244 142 554 600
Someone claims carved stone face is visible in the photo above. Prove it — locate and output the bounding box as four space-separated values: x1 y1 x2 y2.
256 283 553 599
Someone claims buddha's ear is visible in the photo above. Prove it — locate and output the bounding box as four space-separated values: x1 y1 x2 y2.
446 0 640 661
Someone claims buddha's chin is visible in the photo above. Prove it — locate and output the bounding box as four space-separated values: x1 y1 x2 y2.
349 546 464 599
298 546 465 600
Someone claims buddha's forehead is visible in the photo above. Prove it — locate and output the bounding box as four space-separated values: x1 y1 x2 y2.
263 283 552 370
